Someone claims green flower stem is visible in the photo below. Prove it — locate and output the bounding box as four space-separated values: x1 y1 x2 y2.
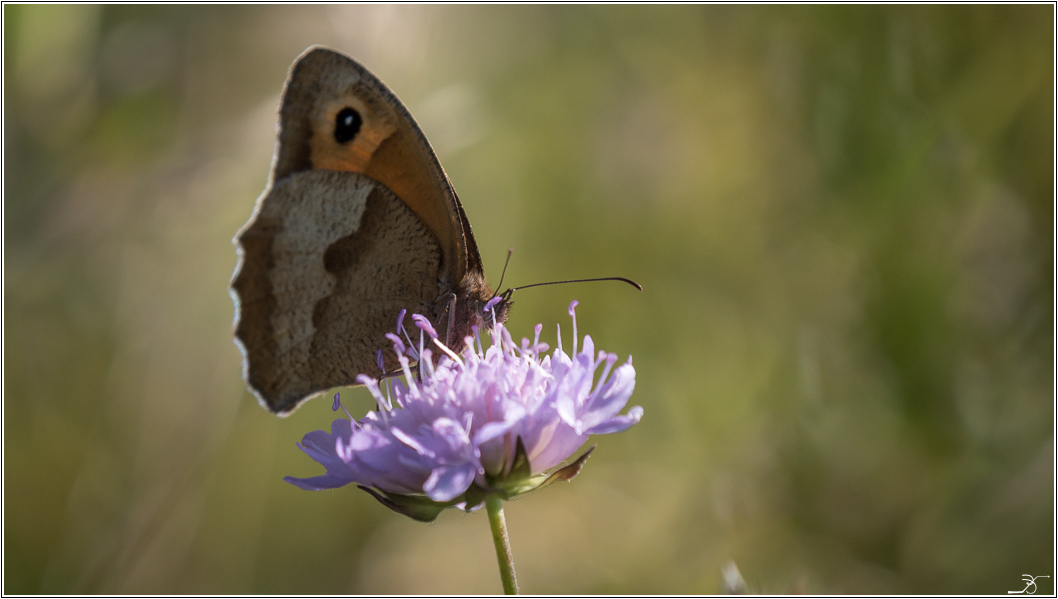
486 494 519 594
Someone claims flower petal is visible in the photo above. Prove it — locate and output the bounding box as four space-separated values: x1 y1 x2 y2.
284 472 354 491
424 464 477 502
583 405 644 435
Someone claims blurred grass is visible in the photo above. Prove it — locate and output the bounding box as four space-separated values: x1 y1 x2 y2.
4 4 1052 594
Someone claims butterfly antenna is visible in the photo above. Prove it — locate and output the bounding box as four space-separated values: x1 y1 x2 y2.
504 277 642 298
494 248 515 296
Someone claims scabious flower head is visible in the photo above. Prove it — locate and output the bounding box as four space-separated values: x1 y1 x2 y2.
285 301 643 522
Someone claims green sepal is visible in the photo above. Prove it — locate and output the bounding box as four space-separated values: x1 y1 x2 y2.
483 436 534 497
507 436 532 482
357 485 460 523
357 443 599 521
461 482 489 512
540 445 595 488
502 472 550 496
493 444 598 497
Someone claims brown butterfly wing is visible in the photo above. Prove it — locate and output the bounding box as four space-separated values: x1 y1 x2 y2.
272 46 478 284
233 171 440 414
231 47 495 414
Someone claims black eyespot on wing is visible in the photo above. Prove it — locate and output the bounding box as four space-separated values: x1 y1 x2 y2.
334 107 362 144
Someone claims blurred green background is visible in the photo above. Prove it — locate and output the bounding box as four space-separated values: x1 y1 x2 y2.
4 5 1053 594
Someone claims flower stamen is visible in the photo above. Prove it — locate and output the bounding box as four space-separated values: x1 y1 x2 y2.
433 337 465 365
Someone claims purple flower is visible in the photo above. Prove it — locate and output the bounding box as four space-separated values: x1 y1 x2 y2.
285 301 643 521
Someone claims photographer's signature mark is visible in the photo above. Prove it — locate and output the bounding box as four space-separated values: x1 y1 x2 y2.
1009 574 1050 594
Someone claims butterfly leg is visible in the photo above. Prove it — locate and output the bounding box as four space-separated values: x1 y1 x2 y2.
445 293 458 347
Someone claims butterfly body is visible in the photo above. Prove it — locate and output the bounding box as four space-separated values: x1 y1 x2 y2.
231 47 507 415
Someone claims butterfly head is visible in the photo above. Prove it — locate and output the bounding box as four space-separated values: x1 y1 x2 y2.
438 270 512 350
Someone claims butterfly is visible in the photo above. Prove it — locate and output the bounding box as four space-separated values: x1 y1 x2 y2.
230 46 509 415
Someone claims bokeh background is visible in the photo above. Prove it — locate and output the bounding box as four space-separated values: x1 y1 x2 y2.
5 4 1053 594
